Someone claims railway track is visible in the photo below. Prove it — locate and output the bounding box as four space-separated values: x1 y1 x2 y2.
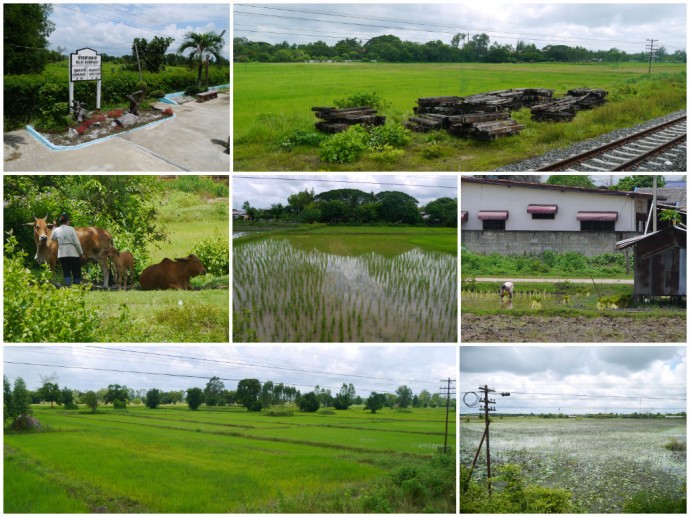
536 115 687 171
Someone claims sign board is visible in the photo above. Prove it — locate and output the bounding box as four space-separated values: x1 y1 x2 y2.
70 48 101 82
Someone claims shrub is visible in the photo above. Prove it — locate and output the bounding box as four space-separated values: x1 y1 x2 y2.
370 144 405 165
298 392 320 412
191 238 229 277
184 84 205 96
422 143 443 159
145 388 161 409
112 399 127 410
367 124 411 148
333 91 391 111
4 234 99 342
247 400 263 412
169 175 228 197
281 129 327 151
623 489 686 513
319 125 368 163
664 438 686 452
150 89 166 99
186 387 203 410
36 83 70 131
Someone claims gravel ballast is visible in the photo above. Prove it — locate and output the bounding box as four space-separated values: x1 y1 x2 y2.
494 110 687 171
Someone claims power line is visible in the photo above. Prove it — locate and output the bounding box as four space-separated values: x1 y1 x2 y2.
234 176 457 189
460 390 686 401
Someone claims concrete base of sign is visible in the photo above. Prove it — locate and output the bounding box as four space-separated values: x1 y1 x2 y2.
4 90 229 172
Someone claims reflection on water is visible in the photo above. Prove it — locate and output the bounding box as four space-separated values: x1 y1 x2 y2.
234 238 457 342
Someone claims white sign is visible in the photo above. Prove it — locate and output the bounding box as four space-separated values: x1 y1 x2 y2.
70 48 101 82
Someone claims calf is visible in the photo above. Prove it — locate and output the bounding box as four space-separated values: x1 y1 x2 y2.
107 248 135 290
139 254 207 290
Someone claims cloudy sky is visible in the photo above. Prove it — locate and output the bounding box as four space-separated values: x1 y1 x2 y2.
232 174 457 210
234 3 686 54
460 346 686 415
4 345 456 397
46 4 229 58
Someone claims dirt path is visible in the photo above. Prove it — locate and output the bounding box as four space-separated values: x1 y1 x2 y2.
461 314 685 342
474 277 634 284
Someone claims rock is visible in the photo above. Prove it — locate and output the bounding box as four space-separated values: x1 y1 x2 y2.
67 128 78 139
114 113 140 128
11 414 42 431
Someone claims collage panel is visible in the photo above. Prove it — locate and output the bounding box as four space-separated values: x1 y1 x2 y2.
3 174 230 343
4 3 230 173
4 345 457 513
232 174 458 343
460 174 687 343
459 345 687 513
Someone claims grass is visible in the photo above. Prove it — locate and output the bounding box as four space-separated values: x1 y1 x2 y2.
234 227 457 342
89 187 228 342
5 404 455 513
233 62 686 171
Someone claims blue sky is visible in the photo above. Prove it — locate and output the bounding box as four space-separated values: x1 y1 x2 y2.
47 3 229 58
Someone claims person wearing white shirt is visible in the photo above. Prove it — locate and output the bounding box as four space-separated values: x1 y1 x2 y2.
51 213 86 286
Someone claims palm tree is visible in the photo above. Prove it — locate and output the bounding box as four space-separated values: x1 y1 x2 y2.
177 30 226 88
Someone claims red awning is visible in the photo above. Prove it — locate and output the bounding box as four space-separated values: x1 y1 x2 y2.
576 211 618 222
527 204 558 214
478 210 509 220
461 211 468 222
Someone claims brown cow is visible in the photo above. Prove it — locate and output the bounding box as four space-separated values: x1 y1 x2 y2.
139 254 206 290
25 215 113 288
107 248 135 290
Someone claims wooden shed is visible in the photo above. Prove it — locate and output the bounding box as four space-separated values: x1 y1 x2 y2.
616 226 686 299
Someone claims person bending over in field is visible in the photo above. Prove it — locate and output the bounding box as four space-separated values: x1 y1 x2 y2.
500 281 514 300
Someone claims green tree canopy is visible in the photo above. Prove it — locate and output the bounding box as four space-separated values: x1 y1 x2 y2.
82 391 99 413
203 376 225 407
178 30 226 87
131 36 174 73
375 191 421 224
104 384 129 406
236 378 262 409
4 4 55 75
365 392 387 414
186 387 203 410
298 391 320 412
39 381 60 408
612 175 666 191
395 385 414 408
423 197 458 227
145 388 162 409
545 175 595 188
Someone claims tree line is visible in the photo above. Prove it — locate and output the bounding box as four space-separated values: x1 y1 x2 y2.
4 374 456 425
239 188 457 227
234 34 687 64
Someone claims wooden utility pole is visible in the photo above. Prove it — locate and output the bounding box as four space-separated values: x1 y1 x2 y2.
646 38 657 75
440 378 456 454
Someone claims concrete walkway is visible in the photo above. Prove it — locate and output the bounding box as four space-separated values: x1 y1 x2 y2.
4 92 229 172
473 277 634 284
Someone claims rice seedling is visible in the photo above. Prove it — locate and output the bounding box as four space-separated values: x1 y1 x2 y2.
234 238 457 342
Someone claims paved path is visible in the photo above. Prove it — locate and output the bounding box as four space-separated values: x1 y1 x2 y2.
474 277 634 284
4 93 229 172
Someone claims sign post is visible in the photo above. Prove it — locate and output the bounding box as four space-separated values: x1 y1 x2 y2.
69 48 102 110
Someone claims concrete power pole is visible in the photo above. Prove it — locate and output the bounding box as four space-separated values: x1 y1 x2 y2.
646 39 657 75
440 378 456 454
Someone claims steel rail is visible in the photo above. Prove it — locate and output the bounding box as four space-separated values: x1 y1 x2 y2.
535 114 687 171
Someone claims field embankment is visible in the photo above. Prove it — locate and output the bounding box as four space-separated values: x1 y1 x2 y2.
5 404 455 513
233 62 686 171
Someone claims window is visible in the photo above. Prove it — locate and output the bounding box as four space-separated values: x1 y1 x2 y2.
483 219 506 230
532 212 555 220
580 220 615 231
527 204 557 220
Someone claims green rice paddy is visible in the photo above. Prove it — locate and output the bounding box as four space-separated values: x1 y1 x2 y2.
5 404 455 513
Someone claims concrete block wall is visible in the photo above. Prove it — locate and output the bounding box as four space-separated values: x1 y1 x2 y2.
461 230 640 257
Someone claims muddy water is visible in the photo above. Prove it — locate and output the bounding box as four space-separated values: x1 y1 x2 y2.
234 239 457 342
461 291 584 311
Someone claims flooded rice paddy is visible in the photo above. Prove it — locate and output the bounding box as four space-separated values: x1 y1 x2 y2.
234 238 457 342
460 418 687 512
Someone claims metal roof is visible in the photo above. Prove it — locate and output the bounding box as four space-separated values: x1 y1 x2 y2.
462 176 654 198
635 187 687 209
616 225 687 250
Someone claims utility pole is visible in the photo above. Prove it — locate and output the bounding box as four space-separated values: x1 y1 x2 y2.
646 38 657 75
440 378 456 454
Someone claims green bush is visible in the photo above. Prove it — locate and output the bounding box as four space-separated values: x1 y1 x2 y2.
623 489 686 513
367 124 411 148
36 83 71 131
169 176 228 197
319 125 368 163
370 144 405 165
280 129 327 150
664 438 687 452
191 238 229 277
150 89 166 99
112 399 127 410
184 84 205 96
333 91 391 111
422 143 443 159
4 234 99 342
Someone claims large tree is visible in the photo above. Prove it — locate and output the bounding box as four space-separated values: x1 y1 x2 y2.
4 4 55 75
375 191 421 224
298 392 320 412
236 379 261 409
145 388 162 409
131 36 174 74
39 381 61 408
104 384 129 407
546 175 595 188
612 175 666 191
177 30 226 87
423 197 457 227
395 385 413 409
186 387 203 410
82 391 99 413
203 376 225 407
365 392 387 414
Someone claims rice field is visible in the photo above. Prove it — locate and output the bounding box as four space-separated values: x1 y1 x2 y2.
460 417 687 513
6 404 455 513
234 235 457 342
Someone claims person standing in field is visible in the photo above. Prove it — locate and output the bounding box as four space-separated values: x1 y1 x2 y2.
51 213 86 287
500 281 514 300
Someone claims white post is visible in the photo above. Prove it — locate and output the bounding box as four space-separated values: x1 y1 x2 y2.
69 81 74 114
96 80 101 110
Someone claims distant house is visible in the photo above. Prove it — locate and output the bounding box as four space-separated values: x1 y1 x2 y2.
615 225 686 300
461 177 653 256
233 209 247 220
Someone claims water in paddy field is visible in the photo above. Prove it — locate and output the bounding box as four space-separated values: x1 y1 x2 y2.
234 239 457 342
461 290 593 310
